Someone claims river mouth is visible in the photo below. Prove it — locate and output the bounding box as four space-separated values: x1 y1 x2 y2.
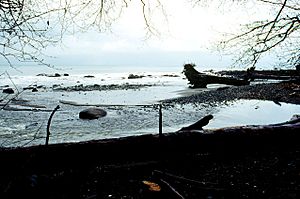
1 96 299 148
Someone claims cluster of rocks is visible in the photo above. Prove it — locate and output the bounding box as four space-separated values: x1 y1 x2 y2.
23 85 46 92
53 83 153 92
127 73 179 79
36 73 69 77
161 74 180 77
2 84 47 94
128 74 146 79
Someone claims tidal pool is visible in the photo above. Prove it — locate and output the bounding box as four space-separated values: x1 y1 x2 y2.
205 99 300 129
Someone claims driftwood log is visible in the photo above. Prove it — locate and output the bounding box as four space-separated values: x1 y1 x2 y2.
0 116 299 174
216 68 300 81
183 64 250 88
0 117 299 199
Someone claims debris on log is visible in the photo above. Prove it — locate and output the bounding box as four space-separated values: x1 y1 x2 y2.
183 64 250 88
178 115 213 131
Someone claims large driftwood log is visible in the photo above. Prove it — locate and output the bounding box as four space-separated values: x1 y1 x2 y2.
216 68 300 81
183 64 250 88
0 116 299 174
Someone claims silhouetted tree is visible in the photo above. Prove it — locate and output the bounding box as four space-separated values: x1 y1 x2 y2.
194 0 300 68
1 0 299 68
0 0 162 67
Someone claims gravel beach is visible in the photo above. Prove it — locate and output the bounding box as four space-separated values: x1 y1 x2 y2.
163 81 300 105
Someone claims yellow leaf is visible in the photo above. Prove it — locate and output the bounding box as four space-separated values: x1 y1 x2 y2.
142 180 161 192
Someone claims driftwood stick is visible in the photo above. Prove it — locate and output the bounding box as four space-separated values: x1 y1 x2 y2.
160 179 185 199
2 106 53 112
0 93 23 111
59 100 154 108
159 104 163 137
46 105 60 146
178 115 213 131
0 81 36 111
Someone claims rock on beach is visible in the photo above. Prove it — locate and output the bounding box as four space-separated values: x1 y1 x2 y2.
79 108 107 119
3 88 14 94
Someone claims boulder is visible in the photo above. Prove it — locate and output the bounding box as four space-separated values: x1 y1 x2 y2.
36 73 47 76
3 88 14 94
79 108 107 119
53 73 61 77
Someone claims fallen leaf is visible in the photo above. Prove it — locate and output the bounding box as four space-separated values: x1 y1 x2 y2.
142 180 161 192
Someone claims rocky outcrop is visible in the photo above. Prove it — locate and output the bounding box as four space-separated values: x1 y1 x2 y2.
53 83 152 92
36 73 69 77
79 108 107 119
128 74 145 79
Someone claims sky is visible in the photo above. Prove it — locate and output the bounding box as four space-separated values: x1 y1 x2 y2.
1 0 275 70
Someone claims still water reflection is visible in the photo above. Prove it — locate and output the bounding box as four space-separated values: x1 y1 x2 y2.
206 99 300 129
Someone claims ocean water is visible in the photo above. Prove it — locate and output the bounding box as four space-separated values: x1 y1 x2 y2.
0 65 299 147
0 65 188 147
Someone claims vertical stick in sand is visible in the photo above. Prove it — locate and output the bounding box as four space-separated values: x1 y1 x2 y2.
159 104 163 137
46 105 60 146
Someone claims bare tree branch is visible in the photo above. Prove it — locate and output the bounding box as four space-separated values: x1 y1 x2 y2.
0 0 165 67
264 0 287 43
192 0 300 68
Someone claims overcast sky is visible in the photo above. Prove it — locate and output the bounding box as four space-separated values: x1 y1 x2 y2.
1 1 274 70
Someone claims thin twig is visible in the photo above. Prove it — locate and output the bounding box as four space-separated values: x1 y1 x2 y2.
5 71 19 94
160 179 185 199
0 91 24 110
153 170 219 187
264 0 287 43
22 122 44 147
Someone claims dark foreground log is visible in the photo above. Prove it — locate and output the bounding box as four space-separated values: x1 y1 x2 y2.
0 118 299 172
183 64 250 88
0 120 299 199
